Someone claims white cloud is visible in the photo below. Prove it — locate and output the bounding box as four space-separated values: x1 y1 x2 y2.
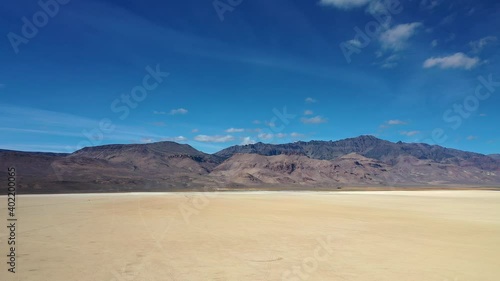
304 110 314 115
258 133 274 140
290 132 305 138
431 39 438 48
440 14 455 25
379 22 422 51
319 0 371 9
305 97 317 103
301 116 327 124
169 108 188 115
347 39 362 48
366 0 389 16
381 62 397 69
161 136 188 142
265 121 276 127
387 119 407 125
153 110 167 115
254 132 290 140
469 36 497 53
423 52 480 70
420 0 441 10
400 131 420 136
191 128 199 133
380 54 400 69
225 128 244 133
252 120 261 124
194 135 234 143
240 137 256 145
466 135 478 141
140 138 154 143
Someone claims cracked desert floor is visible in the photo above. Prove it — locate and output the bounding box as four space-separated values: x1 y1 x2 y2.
1 190 500 281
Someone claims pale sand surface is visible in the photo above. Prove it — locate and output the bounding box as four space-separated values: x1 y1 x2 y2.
1 190 500 281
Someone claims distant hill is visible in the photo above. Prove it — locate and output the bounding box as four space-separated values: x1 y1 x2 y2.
215 135 498 170
1 136 499 193
489 154 500 160
0 142 223 193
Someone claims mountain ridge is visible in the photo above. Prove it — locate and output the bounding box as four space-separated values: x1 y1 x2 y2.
1 135 499 193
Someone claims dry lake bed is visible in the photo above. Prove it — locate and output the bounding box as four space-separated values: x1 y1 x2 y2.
1 190 500 281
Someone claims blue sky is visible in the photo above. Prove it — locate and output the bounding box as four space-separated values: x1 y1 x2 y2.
0 0 499 154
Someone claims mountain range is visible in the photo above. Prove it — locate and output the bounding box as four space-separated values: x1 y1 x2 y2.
1 135 499 193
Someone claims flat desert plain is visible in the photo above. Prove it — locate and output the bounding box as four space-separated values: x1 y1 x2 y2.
1 190 500 281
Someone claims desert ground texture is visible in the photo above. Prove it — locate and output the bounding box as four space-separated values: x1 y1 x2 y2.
1 190 500 281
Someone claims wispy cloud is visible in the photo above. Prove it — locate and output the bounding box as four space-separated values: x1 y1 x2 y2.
265 121 276 127
225 128 244 133
305 97 317 103
290 132 305 138
153 110 167 115
0 143 78 153
380 54 400 69
423 52 480 70
400 130 420 136
379 22 422 51
142 136 188 143
240 136 256 145
469 36 497 54
140 138 154 143
347 39 362 48
387 119 407 125
318 0 371 9
258 133 274 140
170 108 188 115
194 135 234 143
301 116 327 124
304 110 314 115
420 0 441 10
466 135 478 141
0 105 177 146
162 136 188 142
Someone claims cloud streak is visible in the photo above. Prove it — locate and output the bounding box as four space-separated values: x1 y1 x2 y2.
301 116 327 124
225 128 244 133
423 52 480 70
170 108 188 115
194 135 234 143
379 22 422 51
318 0 371 9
